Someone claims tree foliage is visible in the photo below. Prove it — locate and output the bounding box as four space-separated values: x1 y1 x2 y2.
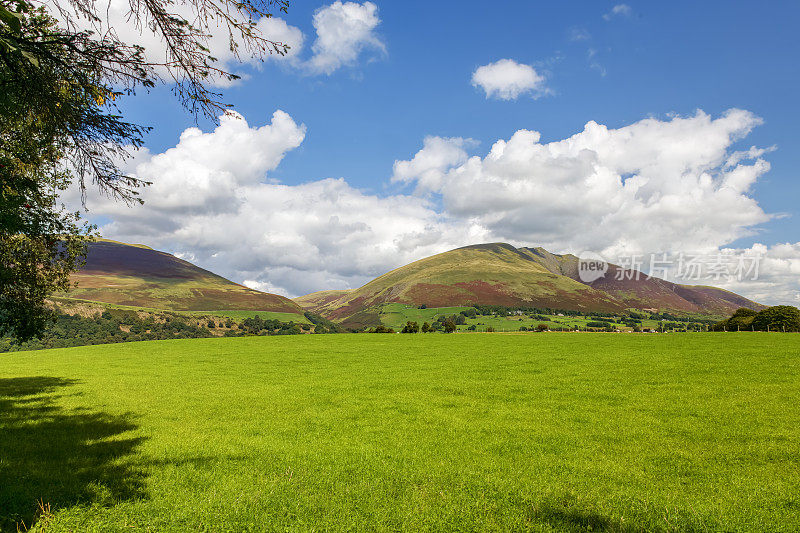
750 306 800 332
1 0 291 340
713 306 800 332
0 3 147 339
401 321 419 333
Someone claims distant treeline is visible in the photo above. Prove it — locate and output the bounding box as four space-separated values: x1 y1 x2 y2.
713 306 800 332
0 311 213 352
0 309 347 353
462 305 717 324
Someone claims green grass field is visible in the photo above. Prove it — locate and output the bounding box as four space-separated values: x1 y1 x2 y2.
378 303 474 327
2 334 799 531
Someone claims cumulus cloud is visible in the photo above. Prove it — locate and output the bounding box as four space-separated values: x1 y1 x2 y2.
70 108 799 304
65 112 484 296
306 1 385 75
471 59 548 100
603 4 632 20
391 136 477 193
396 109 772 258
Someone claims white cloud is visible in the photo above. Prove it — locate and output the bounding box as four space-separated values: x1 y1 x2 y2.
391 136 476 193
603 4 632 20
50 0 388 85
588 48 607 77
471 59 548 101
69 108 799 305
306 1 385 75
65 112 484 296
395 109 773 260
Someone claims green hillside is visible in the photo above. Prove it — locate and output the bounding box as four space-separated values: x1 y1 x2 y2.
305 243 624 326
298 243 762 326
61 240 303 314
1 334 799 531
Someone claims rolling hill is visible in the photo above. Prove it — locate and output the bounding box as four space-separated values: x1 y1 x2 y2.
296 243 763 326
61 240 303 313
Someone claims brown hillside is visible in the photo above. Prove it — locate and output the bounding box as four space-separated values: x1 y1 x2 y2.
64 240 303 313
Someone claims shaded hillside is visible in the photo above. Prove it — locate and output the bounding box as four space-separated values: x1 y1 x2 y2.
300 243 763 326
63 240 302 313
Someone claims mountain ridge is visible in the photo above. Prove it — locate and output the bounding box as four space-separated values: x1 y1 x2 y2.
295 242 764 325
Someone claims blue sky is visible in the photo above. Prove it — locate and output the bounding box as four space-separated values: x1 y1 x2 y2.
119 0 800 244
75 1 800 302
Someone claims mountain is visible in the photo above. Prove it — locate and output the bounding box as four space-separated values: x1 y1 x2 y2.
62 239 302 313
296 243 763 326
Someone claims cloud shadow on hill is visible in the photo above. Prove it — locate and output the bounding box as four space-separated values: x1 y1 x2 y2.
0 376 146 532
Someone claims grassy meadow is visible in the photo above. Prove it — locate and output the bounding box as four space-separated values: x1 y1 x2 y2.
183 309 312 324
376 303 676 331
1 334 799 531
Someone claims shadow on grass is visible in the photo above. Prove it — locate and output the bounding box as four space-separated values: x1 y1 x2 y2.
529 496 712 533
532 501 629 532
0 377 146 532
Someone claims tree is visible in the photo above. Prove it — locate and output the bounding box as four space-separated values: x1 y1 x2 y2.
536 323 549 332
751 306 800 332
443 320 456 333
3 0 292 118
1 0 292 340
460 308 476 318
421 321 431 333
1 5 138 339
401 321 419 334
